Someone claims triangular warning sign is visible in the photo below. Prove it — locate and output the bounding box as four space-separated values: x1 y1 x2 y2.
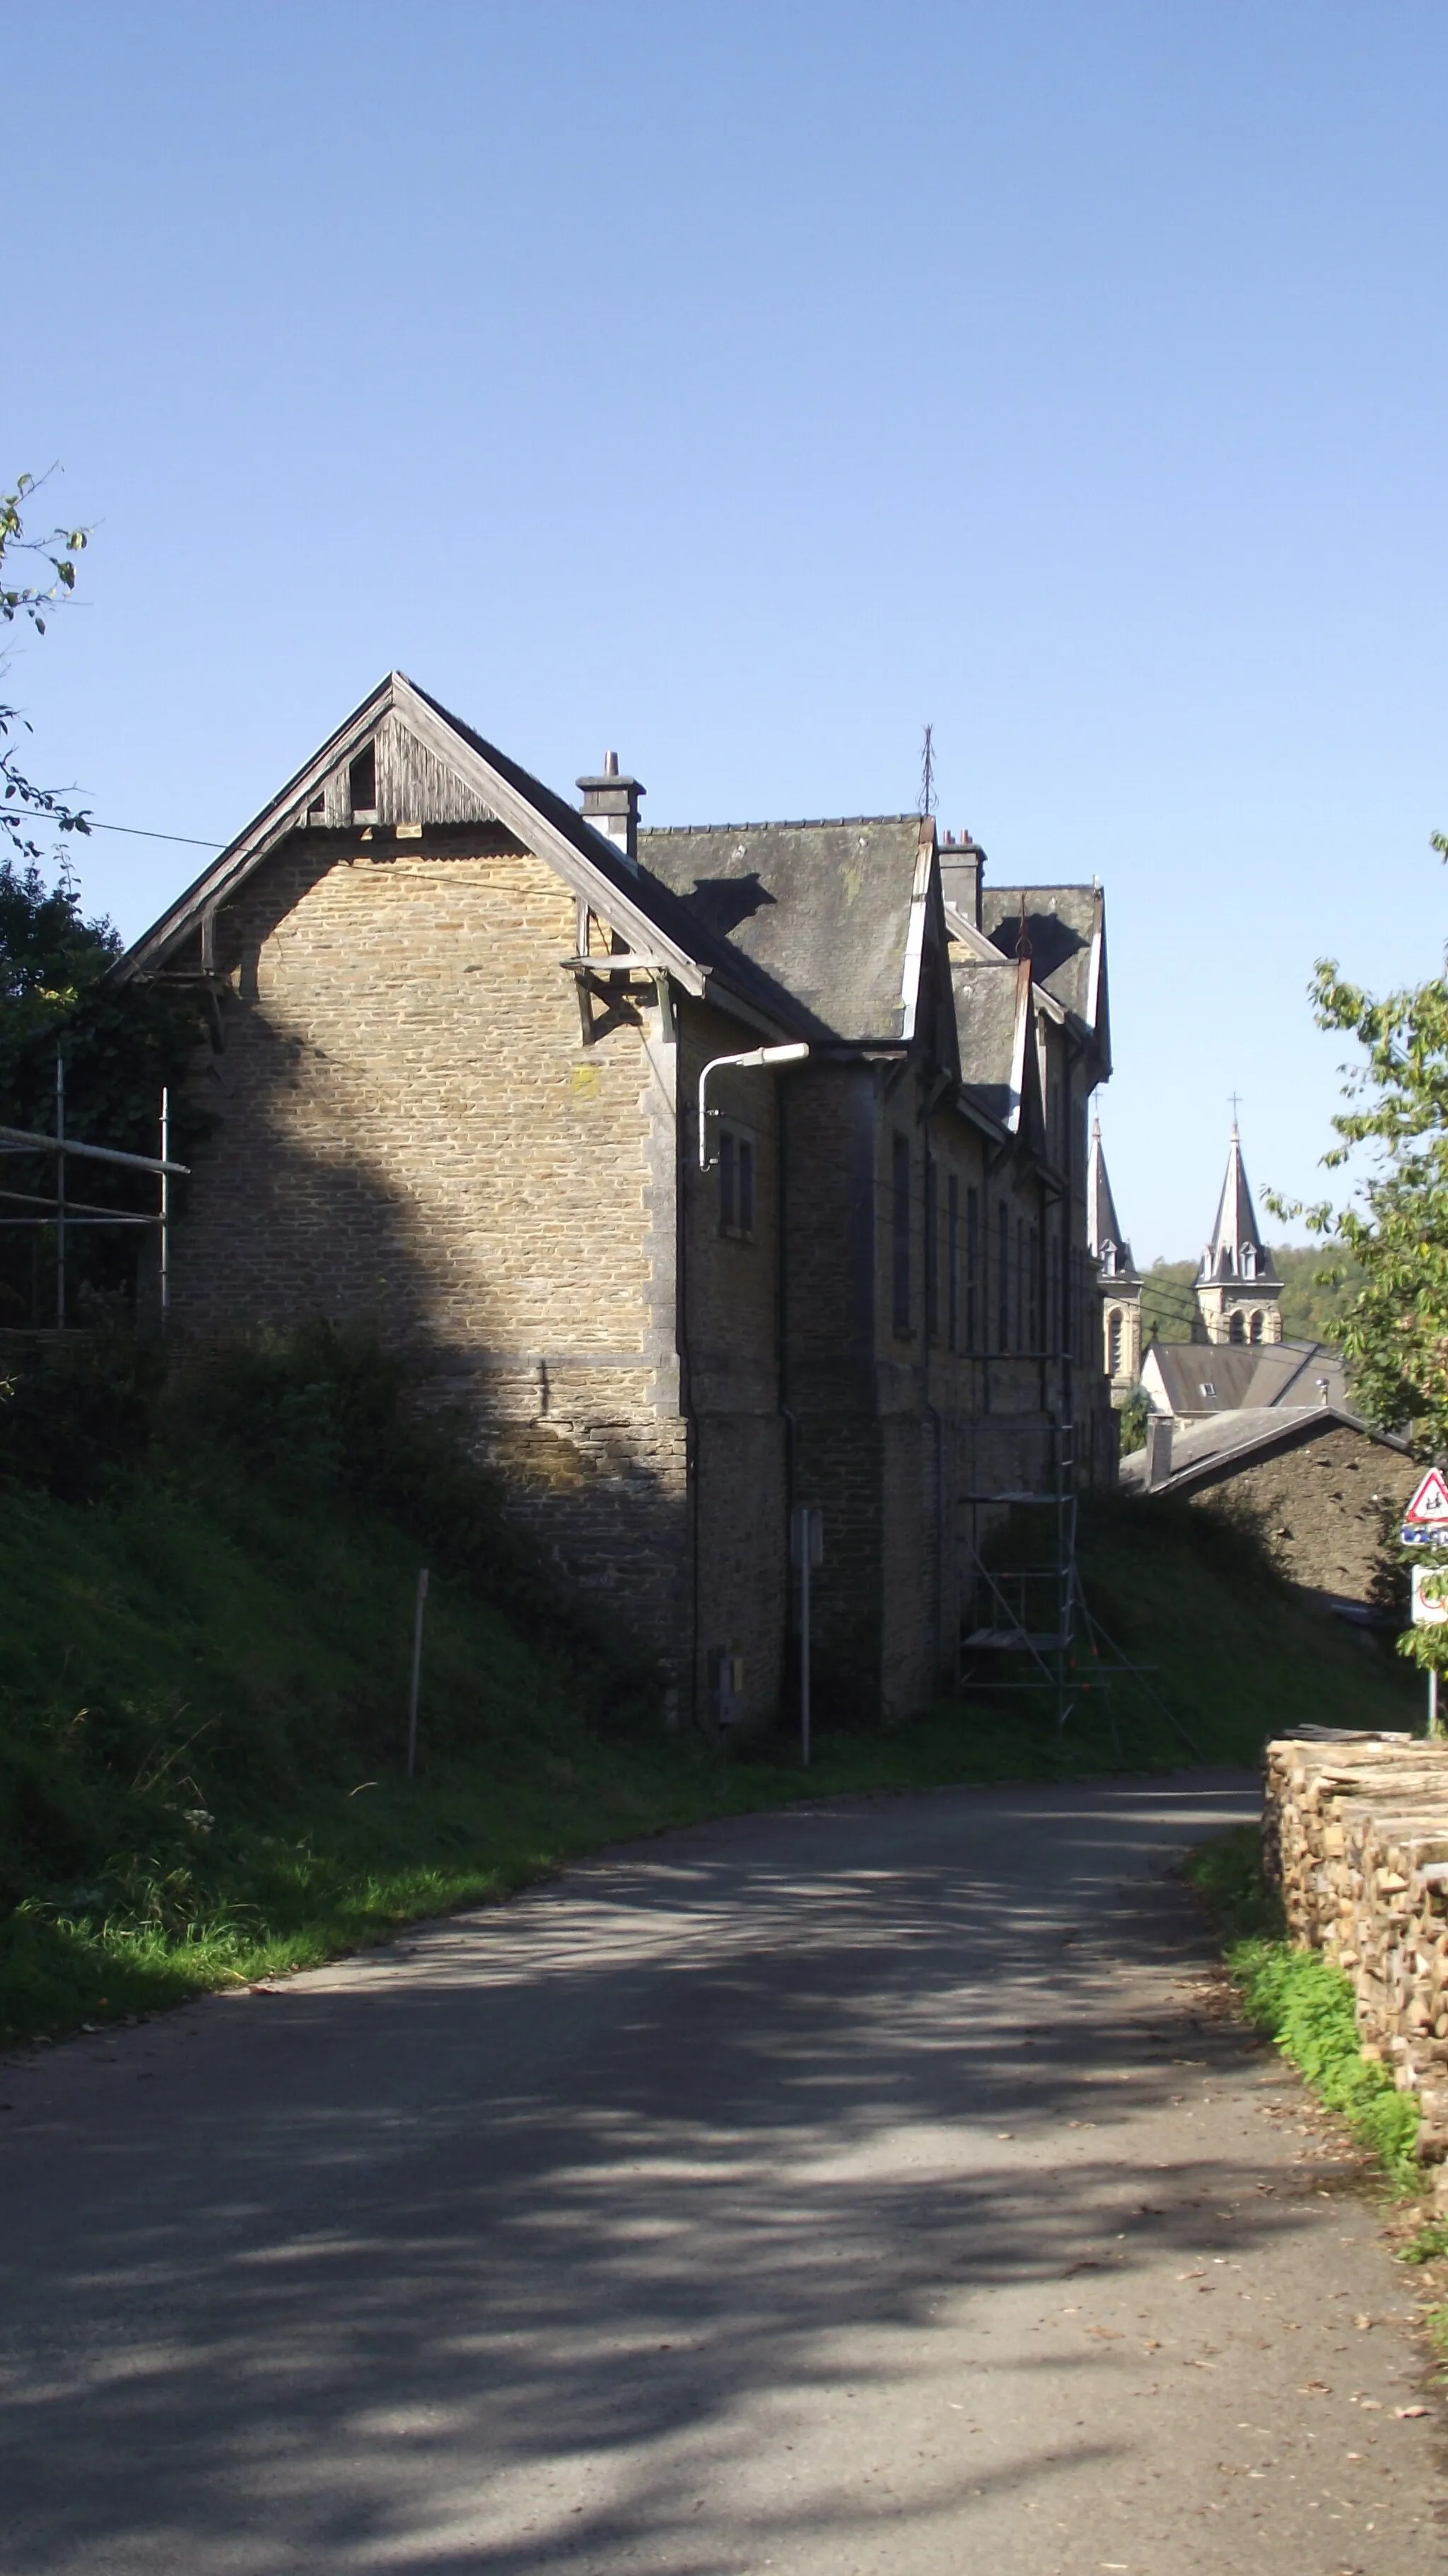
1406 1467 1448 1527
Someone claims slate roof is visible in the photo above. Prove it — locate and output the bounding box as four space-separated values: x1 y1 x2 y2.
1119 1401 1406 1497
949 955 1023 1126
980 884 1099 1024
1200 1125 1278 1283
1143 1337 1348 1417
638 817 925 1044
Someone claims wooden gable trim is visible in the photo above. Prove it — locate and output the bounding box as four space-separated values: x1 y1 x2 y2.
112 672 710 997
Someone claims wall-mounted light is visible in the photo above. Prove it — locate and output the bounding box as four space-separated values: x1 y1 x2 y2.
698 1043 810 1169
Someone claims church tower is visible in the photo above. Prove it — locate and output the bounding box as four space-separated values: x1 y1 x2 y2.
1196 1122 1283 1346
1088 1118 1142 1403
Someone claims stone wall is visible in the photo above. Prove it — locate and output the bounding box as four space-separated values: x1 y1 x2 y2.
170 828 693 1658
1184 1424 1416 1610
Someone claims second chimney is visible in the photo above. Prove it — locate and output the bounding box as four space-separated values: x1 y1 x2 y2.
1143 1415 1174 1492
578 749 645 870
939 832 985 929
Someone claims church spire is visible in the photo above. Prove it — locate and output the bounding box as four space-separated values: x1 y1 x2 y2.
1198 1119 1278 1287
1195 1117 1283 1346
1089 1116 1142 1400
1088 1116 1136 1279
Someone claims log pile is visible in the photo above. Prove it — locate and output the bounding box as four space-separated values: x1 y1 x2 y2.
1265 1728 1448 2165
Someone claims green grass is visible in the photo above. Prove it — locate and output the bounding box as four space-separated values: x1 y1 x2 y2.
1186 1825 1422 2189
0 1335 1427 2051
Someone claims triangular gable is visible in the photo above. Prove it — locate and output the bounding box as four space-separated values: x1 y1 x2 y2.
113 673 714 997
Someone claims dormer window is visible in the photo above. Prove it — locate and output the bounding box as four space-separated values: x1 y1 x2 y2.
349 742 378 818
1241 1243 1256 1280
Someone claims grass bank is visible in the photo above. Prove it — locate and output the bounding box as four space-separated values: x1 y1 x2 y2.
0 1328 1424 2047
1185 1826 1421 2188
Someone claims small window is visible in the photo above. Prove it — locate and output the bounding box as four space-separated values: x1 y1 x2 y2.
1200 1381 1216 1398
1108 1309 1123 1376
997 1200 1010 1352
1249 1309 1263 1345
1229 1310 1246 1344
349 741 377 815
717 1127 754 1238
892 1133 911 1335
923 1151 939 1341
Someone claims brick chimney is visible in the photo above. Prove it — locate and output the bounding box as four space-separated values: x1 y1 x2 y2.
940 831 985 929
578 750 644 871
1143 1415 1174 1492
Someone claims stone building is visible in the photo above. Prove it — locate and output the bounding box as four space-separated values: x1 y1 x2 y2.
115 672 1116 1728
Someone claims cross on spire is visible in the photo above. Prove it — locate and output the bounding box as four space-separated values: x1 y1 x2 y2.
1228 1089 1242 1132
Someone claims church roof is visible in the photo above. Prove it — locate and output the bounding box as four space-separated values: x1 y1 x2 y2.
1088 1118 1136 1275
1199 1124 1280 1285
1143 1338 1348 1417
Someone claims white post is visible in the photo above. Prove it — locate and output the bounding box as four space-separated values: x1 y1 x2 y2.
159 1087 170 1326
1432 1665 1440 1742
407 1569 429 1778
54 1054 65 1330
800 1535 811 1769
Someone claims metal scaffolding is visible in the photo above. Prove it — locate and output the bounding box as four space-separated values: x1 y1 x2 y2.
0 1059 189 1329
962 1409 1198 1755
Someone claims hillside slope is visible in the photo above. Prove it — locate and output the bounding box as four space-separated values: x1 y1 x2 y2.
0 1332 1423 2046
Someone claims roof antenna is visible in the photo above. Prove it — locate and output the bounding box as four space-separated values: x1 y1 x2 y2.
918 722 937 819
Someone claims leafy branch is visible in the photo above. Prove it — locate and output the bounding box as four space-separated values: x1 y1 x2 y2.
0 471 92 866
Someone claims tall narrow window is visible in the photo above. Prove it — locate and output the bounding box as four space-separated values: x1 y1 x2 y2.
966 1185 980 1352
1015 1217 1025 1353
718 1130 737 1232
892 1132 911 1335
349 741 377 815
1027 1224 1039 1352
947 1173 960 1353
1046 1231 1061 1360
923 1151 939 1341
989 1190 1005 1350
1108 1309 1123 1376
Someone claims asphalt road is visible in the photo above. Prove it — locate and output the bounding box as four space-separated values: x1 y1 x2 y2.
0 1772 1444 2575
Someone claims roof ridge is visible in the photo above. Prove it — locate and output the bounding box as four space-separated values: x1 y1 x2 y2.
638 814 921 836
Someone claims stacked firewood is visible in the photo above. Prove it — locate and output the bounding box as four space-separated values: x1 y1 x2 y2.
1264 1730 1448 2162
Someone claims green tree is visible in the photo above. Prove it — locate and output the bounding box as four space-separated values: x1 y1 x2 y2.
1 472 90 870
0 475 206 1326
1302 950 1448 1453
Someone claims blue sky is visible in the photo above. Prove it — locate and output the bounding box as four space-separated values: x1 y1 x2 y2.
5 1 1446 1257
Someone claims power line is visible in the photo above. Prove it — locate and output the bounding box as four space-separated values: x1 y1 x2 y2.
84 820 225 849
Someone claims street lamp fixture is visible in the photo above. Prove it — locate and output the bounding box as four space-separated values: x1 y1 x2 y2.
698 1043 810 1168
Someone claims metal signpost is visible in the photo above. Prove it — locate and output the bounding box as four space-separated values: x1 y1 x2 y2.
1404 1469 1448 1738
790 1504 823 1768
406 1569 430 1779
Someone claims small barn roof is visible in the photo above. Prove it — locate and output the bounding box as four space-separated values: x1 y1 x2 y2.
1119 1401 1408 1497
